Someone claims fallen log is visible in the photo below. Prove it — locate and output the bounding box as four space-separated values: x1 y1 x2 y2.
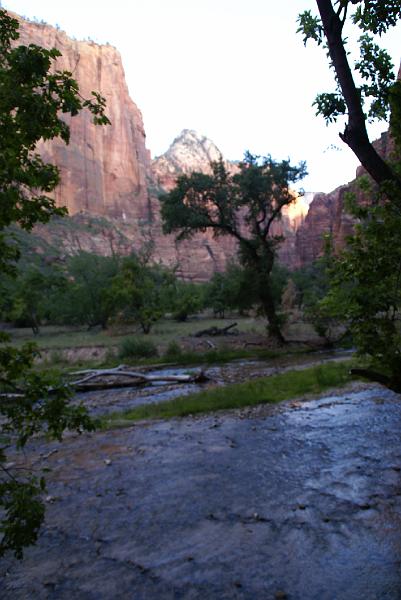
0 368 210 400
69 364 128 376
70 367 210 392
194 322 238 337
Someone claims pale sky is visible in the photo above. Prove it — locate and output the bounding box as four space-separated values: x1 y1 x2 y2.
2 0 401 193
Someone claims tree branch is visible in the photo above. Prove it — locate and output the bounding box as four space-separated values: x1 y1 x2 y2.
316 0 401 192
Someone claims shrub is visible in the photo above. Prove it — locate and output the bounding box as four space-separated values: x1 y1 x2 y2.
164 341 183 359
118 337 158 359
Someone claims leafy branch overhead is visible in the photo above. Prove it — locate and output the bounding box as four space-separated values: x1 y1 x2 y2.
297 0 401 190
0 9 108 559
297 2 401 391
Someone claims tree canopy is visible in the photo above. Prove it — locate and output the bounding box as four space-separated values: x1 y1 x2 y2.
298 2 401 389
298 0 401 192
160 153 307 342
0 9 108 558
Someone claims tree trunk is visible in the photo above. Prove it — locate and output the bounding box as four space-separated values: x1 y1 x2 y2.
141 322 152 334
316 0 401 193
259 281 285 344
31 316 40 336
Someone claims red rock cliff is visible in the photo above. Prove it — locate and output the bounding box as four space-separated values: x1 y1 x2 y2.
12 13 307 278
15 14 152 221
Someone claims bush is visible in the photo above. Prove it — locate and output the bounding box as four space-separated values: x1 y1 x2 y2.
163 341 183 359
118 337 158 359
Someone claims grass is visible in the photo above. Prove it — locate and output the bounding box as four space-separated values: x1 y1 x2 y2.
160 347 280 366
118 337 159 359
32 344 312 375
7 316 267 350
101 361 355 429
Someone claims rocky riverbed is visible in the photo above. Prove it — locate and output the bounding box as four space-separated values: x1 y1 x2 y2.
1 382 401 599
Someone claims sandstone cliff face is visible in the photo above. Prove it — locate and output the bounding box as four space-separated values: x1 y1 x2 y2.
16 14 153 222
294 131 396 267
13 13 307 278
294 185 355 267
13 17 239 280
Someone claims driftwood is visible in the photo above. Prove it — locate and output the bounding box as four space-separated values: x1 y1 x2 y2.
196 339 217 350
204 340 217 349
194 322 238 338
0 365 210 400
69 364 210 392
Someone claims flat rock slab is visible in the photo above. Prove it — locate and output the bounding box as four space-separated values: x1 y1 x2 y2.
2 386 401 599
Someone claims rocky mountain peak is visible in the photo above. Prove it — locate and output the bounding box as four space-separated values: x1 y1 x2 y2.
161 129 222 165
152 129 227 191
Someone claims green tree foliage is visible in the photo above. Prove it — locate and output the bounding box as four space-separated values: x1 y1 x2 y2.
292 258 330 309
61 252 120 329
108 255 174 334
1 265 66 334
170 281 204 322
281 278 298 312
298 0 401 192
205 263 257 318
298 2 401 382
319 188 401 389
0 9 108 558
291 252 342 342
160 154 306 342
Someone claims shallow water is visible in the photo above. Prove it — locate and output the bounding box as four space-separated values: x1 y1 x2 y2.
2 384 401 599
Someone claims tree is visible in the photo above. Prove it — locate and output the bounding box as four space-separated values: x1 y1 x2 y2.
319 185 401 389
297 0 401 194
206 272 235 318
281 278 298 312
298 3 401 386
160 154 306 343
108 255 173 333
0 9 109 558
3 265 66 334
170 280 204 322
62 252 120 329
205 263 257 318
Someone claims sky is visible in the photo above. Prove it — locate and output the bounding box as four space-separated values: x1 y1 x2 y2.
2 0 401 194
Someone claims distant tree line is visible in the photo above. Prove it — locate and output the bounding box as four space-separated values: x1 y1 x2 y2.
0 250 295 334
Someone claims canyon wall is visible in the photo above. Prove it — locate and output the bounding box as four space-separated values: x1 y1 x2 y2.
12 9 310 279
17 11 392 278
294 128 398 267
14 15 240 279
16 14 153 222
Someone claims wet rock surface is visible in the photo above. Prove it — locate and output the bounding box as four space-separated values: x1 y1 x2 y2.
2 384 401 599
